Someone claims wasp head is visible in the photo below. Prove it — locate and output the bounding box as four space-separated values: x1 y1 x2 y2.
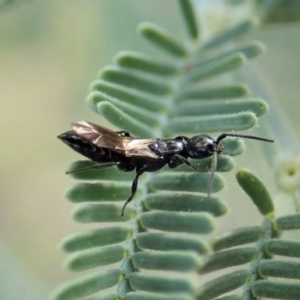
186 134 223 159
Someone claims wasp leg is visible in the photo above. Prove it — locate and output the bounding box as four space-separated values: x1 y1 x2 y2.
169 154 206 172
66 162 120 174
121 171 143 216
115 130 131 137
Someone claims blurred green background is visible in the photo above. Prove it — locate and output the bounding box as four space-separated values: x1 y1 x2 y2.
0 0 299 299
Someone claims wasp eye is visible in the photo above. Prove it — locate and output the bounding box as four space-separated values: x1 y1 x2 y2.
207 144 215 153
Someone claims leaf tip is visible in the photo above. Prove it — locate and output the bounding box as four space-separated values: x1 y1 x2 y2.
236 169 274 217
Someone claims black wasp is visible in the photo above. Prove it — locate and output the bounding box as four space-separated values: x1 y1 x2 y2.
58 121 274 216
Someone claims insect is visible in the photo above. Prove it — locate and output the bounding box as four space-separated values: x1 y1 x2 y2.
58 121 274 216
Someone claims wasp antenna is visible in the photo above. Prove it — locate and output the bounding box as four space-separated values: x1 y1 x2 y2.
216 133 274 144
207 151 218 199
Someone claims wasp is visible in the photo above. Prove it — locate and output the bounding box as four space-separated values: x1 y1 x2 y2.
58 121 274 216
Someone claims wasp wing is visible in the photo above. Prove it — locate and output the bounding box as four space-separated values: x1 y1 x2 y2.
72 121 125 150
72 121 160 160
121 139 161 159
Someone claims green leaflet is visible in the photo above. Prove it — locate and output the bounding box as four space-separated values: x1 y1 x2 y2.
178 0 199 41
201 18 259 50
195 40 265 68
143 192 227 215
176 98 268 118
138 22 188 57
197 270 250 299
125 291 192 300
179 84 249 100
64 245 126 272
100 67 172 95
90 80 164 112
66 182 132 202
148 171 224 193
212 226 264 251
183 53 247 83
265 239 300 257
129 273 195 293
72 203 134 223
200 247 256 273
252 281 300 300
52 269 122 300
168 112 258 134
276 214 300 230
132 251 201 272
115 51 178 76
140 211 215 234
258 260 300 279
60 226 131 252
236 169 274 217
136 232 209 254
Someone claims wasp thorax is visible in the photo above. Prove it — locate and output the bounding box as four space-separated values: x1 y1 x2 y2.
186 134 216 159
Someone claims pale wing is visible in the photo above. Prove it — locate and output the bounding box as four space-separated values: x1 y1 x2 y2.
72 121 160 159
72 121 127 153
121 139 161 159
